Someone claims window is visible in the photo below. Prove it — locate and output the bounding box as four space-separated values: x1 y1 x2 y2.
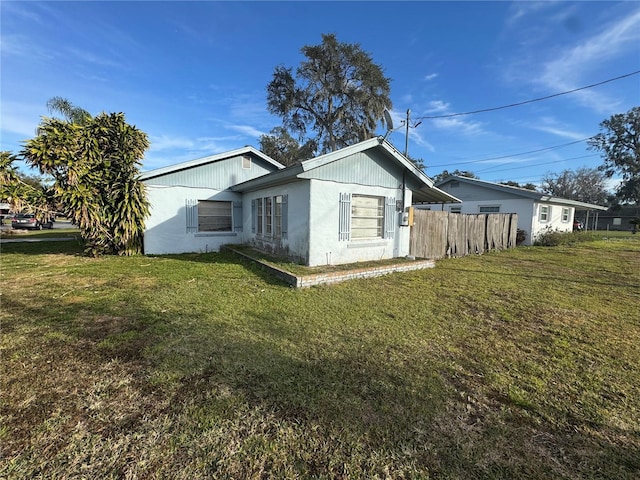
351 195 384 239
450 206 461 214
198 201 232 232
274 195 283 238
253 195 288 239
242 155 251 169
256 198 263 234
539 205 550 222
265 197 273 235
479 205 500 213
561 208 570 223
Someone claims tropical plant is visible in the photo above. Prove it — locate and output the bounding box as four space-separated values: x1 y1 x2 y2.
46 96 92 124
0 151 51 218
266 33 392 155
21 112 150 256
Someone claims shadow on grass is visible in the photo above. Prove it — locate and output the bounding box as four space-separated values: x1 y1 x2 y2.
3 250 639 477
0 239 84 255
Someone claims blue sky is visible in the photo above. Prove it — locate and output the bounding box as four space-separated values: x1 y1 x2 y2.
1 1 639 188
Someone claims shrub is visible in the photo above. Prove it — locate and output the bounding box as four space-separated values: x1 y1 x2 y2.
533 227 595 246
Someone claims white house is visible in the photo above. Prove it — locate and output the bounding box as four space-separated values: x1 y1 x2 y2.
141 138 459 266
432 176 608 245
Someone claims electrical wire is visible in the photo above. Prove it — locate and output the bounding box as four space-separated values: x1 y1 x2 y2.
472 153 599 175
426 137 594 168
414 70 640 120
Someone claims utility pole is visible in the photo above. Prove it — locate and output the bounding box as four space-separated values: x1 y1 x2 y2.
404 109 410 157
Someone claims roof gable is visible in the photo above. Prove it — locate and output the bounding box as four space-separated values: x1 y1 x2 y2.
140 146 284 187
233 138 460 203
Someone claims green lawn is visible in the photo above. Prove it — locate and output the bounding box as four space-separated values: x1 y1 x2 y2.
1 236 639 479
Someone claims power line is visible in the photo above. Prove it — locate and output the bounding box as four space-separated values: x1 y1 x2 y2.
414 70 640 120
473 153 599 175
427 137 594 168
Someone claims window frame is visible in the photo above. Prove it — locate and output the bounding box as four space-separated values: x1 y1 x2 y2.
351 194 384 240
539 205 551 223
479 205 501 213
561 207 570 223
197 200 233 232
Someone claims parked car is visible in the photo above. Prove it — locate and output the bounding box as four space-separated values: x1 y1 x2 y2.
573 220 584 231
11 213 54 230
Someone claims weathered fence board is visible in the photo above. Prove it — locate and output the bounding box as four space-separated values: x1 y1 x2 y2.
410 210 518 259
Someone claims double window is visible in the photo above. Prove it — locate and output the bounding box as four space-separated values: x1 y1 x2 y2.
253 195 287 239
561 207 570 223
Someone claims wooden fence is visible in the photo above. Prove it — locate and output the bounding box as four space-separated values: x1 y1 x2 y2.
409 210 518 259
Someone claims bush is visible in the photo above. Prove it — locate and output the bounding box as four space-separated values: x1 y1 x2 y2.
533 227 595 246
516 229 527 246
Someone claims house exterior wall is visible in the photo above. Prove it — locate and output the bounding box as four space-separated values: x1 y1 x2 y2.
143 185 244 254
242 180 311 264
434 197 574 245
307 179 408 266
531 201 574 239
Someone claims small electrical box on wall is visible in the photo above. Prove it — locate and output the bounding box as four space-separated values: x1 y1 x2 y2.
401 206 413 226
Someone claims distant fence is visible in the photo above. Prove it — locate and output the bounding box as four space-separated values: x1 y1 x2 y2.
410 210 518 259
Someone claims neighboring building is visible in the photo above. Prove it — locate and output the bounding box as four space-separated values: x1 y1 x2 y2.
580 205 640 231
141 138 459 266
433 176 608 245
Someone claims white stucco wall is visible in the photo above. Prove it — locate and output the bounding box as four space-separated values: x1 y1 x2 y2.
436 198 574 245
144 185 244 255
242 180 311 264
531 202 574 241
307 179 409 266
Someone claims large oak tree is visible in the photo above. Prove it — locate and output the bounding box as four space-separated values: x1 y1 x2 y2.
266 34 392 157
588 106 640 204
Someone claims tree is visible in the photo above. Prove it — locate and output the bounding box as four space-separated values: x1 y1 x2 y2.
21 112 150 256
431 169 477 184
499 181 537 191
540 167 609 205
266 33 392 155
258 127 316 166
47 96 92 124
588 106 640 204
0 151 51 217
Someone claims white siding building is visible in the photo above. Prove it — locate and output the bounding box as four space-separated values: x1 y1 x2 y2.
433 176 607 245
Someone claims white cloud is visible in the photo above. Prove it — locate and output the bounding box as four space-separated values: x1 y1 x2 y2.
527 117 588 141
149 135 195 151
0 101 43 138
432 116 484 136
533 8 640 112
424 73 438 81
228 124 265 138
425 100 450 114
